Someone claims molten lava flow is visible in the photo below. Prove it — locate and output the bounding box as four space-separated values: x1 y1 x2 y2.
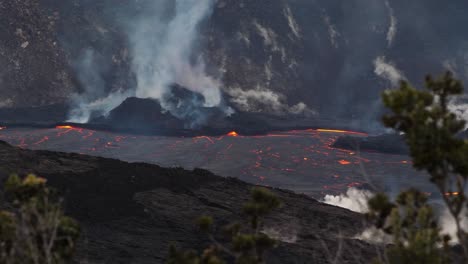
33 136 49 145
55 125 86 137
56 125 74 129
338 159 352 165
316 129 368 136
0 127 420 196
444 192 460 196
227 131 239 137
194 136 215 144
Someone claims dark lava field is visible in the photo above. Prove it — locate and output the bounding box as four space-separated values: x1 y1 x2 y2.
0 126 432 198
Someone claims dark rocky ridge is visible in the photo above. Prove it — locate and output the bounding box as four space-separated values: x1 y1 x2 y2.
0 140 373 263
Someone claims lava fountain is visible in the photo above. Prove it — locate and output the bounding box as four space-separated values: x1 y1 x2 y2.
227 131 239 137
56 125 75 129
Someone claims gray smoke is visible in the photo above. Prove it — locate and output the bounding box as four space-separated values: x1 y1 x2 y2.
448 96 468 127
130 0 221 107
322 187 374 213
68 48 133 123
385 0 397 47
439 206 468 244
326 188 468 245
68 90 133 123
227 86 315 116
374 56 406 87
68 0 223 123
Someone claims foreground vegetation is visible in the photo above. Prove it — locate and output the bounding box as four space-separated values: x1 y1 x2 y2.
368 72 468 263
0 175 79 264
168 187 281 264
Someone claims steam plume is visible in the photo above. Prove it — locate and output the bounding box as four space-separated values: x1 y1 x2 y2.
374 56 406 86
439 206 468 244
385 1 397 47
322 187 374 213
68 48 127 123
68 0 222 123
448 95 468 127
327 188 468 245
226 86 315 115
131 0 221 107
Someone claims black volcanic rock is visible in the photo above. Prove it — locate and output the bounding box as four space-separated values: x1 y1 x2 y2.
0 0 77 107
0 140 374 263
332 134 409 155
91 97 185 131
0 103 68 124
333 129 468 155
161 84 233 129
332 130 468 155
88 85 275 135
163 84 207 110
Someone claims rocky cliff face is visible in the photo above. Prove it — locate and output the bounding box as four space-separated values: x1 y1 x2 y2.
0 0 76 107
0 140 373 263
2 0 468 124
0 0 134 108
205 0 468 119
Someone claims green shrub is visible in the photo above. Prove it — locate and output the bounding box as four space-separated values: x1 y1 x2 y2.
168 187 281 264
368 189 451 264
0 174 80 264
369 72 468 263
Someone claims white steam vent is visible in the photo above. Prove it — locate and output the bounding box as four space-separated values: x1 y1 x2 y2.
322 187 374 213
68 0 221 123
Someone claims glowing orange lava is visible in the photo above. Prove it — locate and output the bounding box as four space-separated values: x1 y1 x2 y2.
56 125 74 129
338 159 352 165
316 129 368 136
227 131 239 137
1 127 417 196
444 192 460 196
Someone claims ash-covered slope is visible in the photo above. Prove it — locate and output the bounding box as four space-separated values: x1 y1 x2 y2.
2 0 468 126
0 0 76 107
204 0 468 119
0 140 372 263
